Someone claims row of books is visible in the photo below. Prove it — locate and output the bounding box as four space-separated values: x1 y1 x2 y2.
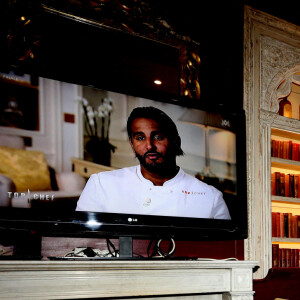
272 212 300 238
271 139 300 161
271 172 300 198
272 244 300 268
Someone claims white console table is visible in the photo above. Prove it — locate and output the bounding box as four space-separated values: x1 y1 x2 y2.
0 260 258 299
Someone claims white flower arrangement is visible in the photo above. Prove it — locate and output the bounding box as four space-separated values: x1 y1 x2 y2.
78 97 114 140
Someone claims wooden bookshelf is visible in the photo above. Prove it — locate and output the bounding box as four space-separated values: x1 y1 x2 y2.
272 197 300 204
271 127 300 268
272 237 300 243
272 128 300 141
271 157 300 172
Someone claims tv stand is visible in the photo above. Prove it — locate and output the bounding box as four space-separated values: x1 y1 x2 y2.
119 236 133 258
0 260 258 299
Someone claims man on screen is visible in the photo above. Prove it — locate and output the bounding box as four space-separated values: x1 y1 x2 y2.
76 106 231 219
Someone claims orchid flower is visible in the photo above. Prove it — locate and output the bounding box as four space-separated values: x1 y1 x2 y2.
78 96 114 140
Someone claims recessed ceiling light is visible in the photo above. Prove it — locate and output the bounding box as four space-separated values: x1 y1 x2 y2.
154 80 162 85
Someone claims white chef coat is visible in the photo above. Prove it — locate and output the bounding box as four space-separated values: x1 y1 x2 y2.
76 165 231 219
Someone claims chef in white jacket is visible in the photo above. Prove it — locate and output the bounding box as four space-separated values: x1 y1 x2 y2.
76 106 230 220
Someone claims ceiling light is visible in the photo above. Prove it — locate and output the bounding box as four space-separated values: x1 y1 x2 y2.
154 80 162 85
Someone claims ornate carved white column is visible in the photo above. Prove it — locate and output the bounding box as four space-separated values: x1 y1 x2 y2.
244 6 300 279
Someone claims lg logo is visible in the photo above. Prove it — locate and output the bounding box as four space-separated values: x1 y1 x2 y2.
128 218 138 222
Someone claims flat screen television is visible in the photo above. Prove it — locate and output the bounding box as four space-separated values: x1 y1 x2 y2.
0 82 247 256
0 1 247 259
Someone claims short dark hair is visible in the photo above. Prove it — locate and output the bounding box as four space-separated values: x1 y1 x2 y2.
127 106 184 156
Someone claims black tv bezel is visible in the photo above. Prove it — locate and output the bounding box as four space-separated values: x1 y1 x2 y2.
0 208 247 242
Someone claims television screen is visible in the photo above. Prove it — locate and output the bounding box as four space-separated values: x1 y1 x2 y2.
0 73 247 248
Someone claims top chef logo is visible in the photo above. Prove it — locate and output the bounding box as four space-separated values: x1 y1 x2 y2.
8 189 55 203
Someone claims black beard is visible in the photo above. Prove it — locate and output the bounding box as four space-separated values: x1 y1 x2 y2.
135 151 176 175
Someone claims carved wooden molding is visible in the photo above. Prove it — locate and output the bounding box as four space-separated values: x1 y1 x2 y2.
261 109 300 130
261 35 300 112
268 67 300 112
40 0 198 47
244 5 300 279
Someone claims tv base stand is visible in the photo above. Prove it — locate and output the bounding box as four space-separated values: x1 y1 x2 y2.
0 260 258 299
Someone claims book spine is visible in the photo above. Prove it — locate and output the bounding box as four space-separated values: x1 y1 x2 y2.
276 213 281 237
292 143 298 161
279 141 284 159
295 175 299 198
289 175 294 197
271 139 275 157
288 213 293 238
291 249 296 267
296 143 299 161
280 213 285 238
291 215 298 238
285 174 290 197
289 140 293 160
281 248 287 267
275 172 281 196
280 173 285 196
284 213 289 237
271 173 276 196
272 244 280 268
273 140 279 158
286 248 292 267
272 212 277 237
282 141 289 159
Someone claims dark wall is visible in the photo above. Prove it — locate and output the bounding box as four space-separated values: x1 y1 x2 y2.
134 239 244 260
151 0 245 110
1 0 245 111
